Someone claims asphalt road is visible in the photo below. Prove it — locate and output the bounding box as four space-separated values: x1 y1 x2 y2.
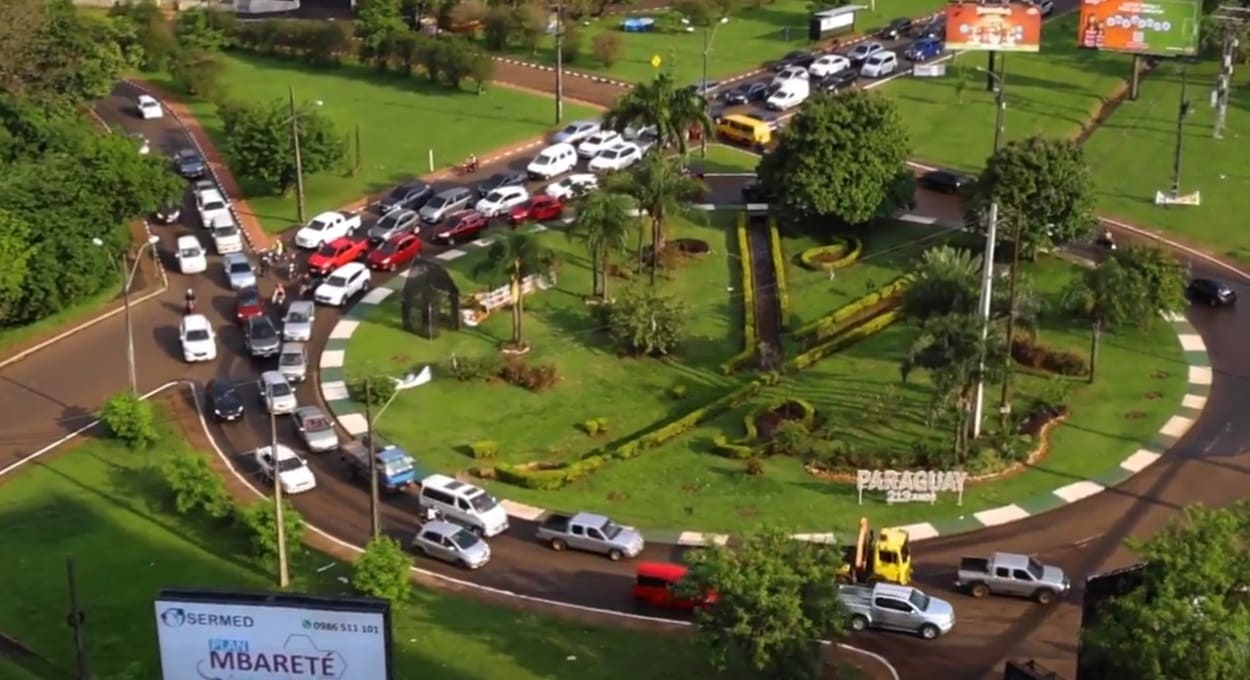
1 79 1242 680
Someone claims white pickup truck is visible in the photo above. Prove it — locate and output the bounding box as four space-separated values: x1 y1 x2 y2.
294 210 363 249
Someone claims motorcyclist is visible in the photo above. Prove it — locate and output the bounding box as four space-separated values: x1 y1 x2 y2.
1098 229 1116 250
271 283 286 307
421 506 442 523
184 288 196 313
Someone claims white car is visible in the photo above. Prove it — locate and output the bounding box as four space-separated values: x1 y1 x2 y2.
211 216 243 255
588 143 642 173
861 51 899 79
314 262 371 307
195 188 231 229
175 235 207 274
475 185 530 218
577 130 623 159
771 66 810 87
809 54 851 78
131 133 150 155
545 173 599 200
766 81 810 111
526 143 578 180
254 444 317 495
178 313 217 363
136 94 163 120
259 370 298 415
294 211 362 249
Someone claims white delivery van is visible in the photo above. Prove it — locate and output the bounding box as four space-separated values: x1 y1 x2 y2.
526 143 578 181
418 474 510 537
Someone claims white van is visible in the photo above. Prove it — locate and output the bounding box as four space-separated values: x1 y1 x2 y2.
766 79 810 111
861 51 899 79
175 234 208 274
418 474 510 538
526 143 578 181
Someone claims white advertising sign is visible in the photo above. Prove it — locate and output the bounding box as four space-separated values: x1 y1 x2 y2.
154 598 389 679
818 12 855 32
856 469 968 505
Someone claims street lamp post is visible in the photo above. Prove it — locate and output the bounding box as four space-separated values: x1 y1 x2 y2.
93 234 160 394
555 1 565 125
700 17 730 158
286 86 323 224
266 384 290 589
362 371 426 540
970 65 1007 440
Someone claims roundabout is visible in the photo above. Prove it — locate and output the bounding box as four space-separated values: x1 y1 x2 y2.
4 81 1249 680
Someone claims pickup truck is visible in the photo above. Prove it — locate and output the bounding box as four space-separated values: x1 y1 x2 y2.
954 552 1070 604
294 210 363 249
307 237 369 277
838 583 955 640
535 511 644 561
340 442 419 493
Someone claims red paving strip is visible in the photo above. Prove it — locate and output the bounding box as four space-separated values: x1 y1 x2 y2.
489 80 608 112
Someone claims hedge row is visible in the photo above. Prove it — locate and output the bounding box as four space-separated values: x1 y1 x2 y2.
720 215 758 375
793 274 912 347
768 219 791 330
788 309 902 372
798 237 864 272
1012 334 1089 376
711 395 819 459
495 380 765 489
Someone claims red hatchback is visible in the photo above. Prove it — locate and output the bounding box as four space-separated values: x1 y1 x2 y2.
235 286 264 324
508 195 564 225
367 233 422 271
434 210 488 244
631 562 716 611
307 237 368 277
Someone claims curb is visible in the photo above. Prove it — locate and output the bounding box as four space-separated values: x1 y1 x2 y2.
315 212 1212 547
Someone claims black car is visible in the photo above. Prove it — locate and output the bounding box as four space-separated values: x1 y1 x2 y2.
918 169 976 194
741 181 775 203
153 200 182 225
1187 278 1237 307
768 50 815 72
721 82 769 105
376 181 433 215
173 148 206 179
880 17 914 40
915 18 946 40
478 170 527 195
818 69 860 93
207 379 244 422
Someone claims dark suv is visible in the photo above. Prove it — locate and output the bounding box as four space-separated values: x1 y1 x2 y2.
1186 278 1237 307
376 181 433 215
880 17 914 40
173 148 207 179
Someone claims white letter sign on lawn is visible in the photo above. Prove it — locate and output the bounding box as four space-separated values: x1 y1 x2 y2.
856 469 968 506
154 591 392 680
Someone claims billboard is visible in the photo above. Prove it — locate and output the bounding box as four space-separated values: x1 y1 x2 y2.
1077 0 1201 56
155 589 393 680
945 2 1043 53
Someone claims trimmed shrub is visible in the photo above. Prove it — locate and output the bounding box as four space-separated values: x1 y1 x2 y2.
448 354 500 381
798 237 864 272
1012 334 1089 376
102 391 159 449
347 375 397 406
669 384 688 399
788 310 901 371
744 457 765 475
235 498 304 564
581 418 610 436
499 357 560 391
469 440 498 459
711 434 756 459
721 215 758 374
793 274 912 347
160 452 233 520
351 536 413 607
768 219 791 329
591 32 624 67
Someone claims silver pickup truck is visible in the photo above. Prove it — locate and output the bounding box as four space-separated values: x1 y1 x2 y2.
838 583 955 640
534 511 644 561
954 552 1070 604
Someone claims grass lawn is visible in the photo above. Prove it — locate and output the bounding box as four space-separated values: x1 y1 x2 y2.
151 53 597 234
697 144 761 174
0 412 720 679
1084 59 1250 262
505 0 946 84
884 13 1135 170
349 213 745 472
0 284 119 357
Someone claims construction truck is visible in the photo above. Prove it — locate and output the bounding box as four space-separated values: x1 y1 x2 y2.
837 517 913 586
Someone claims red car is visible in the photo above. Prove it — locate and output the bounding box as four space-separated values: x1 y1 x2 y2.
307 237 369 277
235 286 264 324
434 210 488 244
367 233 422 271
631 562 717 611
508 195 564 225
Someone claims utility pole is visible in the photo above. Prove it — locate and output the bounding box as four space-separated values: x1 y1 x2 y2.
1171 62 1191 198
363 378 381 540
66 557 90 680
289 85 307 224
120 252 137 394
269 390 290 588
554 1 564 125
1212 6 1249 139
971 65 1007 439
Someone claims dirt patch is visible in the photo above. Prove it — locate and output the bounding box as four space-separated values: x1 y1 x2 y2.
1073 58 1159 145
1143 391 1163 400
755 401 809 441
1124 410 1147 420
669 238 711 255
1151 370 1171 380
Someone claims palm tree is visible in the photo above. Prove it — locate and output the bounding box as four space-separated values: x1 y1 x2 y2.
606 154 705 285
602 72 712 154
569 192 635 300
902 245 983 322
474 231 557 350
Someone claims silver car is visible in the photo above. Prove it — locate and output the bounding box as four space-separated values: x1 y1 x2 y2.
278 342 308 383
293 406 338 452
222 252 256 290
258 370 297 415
551 119 601 144
282 300 315 342
368 209 420 243
418 187 474 223
412 520 491 570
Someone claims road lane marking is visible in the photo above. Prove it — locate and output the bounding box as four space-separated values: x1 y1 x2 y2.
328 320 360 340
319 350 345 368
1120 448 1162 473
1053 481 1106 504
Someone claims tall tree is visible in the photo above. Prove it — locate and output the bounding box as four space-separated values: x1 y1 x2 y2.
1064 246 1186 330
902 245 982 322
757 90 911 226
602 72 712 154
967 136 1096 259
12 0 126 107
219 99 346 196
0 0 48 97
569 192 635 299
679 527 847 679
606 154 705 284
1081 502 1250 680
474 232 558 349
0 211 34 324
356 0 408 68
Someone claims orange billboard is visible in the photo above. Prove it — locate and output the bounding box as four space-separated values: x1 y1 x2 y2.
945 2 1043 53
1077 0 1201 56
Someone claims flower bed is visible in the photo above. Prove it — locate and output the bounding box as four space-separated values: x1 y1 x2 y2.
798 237 864 272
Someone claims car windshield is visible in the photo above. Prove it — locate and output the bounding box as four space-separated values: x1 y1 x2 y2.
267 380 291 397
382 458 412 476
203 200 225 210
601 521 623 540
228 261 250 273
307 221 327 231
214 225 238 237
534 156 551 166
1027 558 1044 579
280 352 302 366
468 492 497 513
239 292 259 306
214 387 238 405
427 197 448 209
185 329 210 342
326 275 348 287
485 191 505 202
303 416 331 431
251 321 275 339
180 246 201 257
449 529 480 550
286 310 309 323
316 243 340 257
379 241 401 253
388 186 410 199
276 456 304 473
907 589 931 611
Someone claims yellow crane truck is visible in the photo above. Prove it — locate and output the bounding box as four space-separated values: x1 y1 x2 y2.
837 517 913 586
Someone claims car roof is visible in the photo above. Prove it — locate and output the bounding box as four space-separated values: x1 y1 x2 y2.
310 210 341 222
328 261 367 276
421 520 465 537
177 148 199 157
247 314 273 327
436 186 471 198
635 561 688 581
385 230 417 244
281 341 306 352
325 236 354 247
260 370 288 384
238 285 260 298
295 405 324 417
198 188 225 202
223 252 248 264
138 94 158 103
990 552 1032 569
176 234 201 247
287 300 314 312
871 583 916 599
259 443 299 460
489 185 526 195
378 446 410 462
182 313 211 330
401 180 429 191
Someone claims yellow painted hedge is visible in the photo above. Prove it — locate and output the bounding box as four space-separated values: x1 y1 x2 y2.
792 274 912 347
720 214 758 375
798 237 864 272
768 219 791 329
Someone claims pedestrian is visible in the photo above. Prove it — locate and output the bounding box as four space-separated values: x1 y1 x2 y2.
286 258 297 281
298 273 313 298
258 255 269 278
271 283 287 307
274 239 285 260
